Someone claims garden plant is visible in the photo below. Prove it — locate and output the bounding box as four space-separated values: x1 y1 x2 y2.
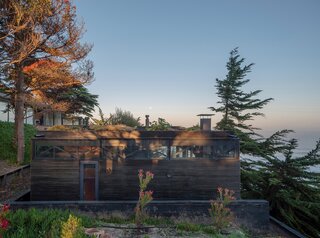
209 187 236 232
0 204 10 238
135 169 154 227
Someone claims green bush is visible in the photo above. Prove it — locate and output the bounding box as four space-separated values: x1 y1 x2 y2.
0 121 36 163
4 208 95 238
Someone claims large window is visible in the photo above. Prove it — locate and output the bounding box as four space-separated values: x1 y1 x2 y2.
123 139 169 160
33 138 238 160
171 145 212 159
34 141 100 160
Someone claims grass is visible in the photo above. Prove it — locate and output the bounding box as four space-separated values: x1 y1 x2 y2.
2 208 249 237
0 121 36 164
4 208 97 238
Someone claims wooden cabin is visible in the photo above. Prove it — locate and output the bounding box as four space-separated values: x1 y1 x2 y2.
30 130 240 201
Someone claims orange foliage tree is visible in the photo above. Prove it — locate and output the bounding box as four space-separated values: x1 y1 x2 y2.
0 0 93 163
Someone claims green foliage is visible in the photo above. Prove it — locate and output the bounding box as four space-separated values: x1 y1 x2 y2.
147 118 171 131
91 107 141 128
4 209 95 238
209 48 273 154
187 124 200 131
242 137 320 238
210 49 320 237
109 108 141 127
90 106 110 127
46 85 99 118
176 222 202 232
4 208 248 237
0 121 36 163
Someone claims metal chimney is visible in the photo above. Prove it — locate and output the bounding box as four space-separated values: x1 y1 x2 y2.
197 114 214 131
145 115 150 128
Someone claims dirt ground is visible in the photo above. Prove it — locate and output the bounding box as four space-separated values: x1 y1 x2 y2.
84 223 292 238
85 225 243 238
80 211 293 238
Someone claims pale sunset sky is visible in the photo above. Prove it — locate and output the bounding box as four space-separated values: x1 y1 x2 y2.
75 0 320 150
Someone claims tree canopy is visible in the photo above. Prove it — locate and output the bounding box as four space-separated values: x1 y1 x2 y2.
209 48 273 154
242 136 320 237
210 49 320 237
45 85 99 118
0 0 93 162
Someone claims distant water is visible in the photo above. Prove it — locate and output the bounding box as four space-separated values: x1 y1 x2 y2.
241 147 320 172
292 148 319 172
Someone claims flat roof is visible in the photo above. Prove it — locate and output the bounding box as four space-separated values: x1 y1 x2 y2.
33 130 237 141
196 114 214 117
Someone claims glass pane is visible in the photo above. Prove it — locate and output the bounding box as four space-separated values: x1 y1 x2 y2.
78 146 100 159
36 145 54 158
171 146 213 159
84 164 96 177
212 141 236 157
124 139 169 160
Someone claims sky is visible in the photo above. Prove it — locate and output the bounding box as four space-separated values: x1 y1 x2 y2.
75 0 320 150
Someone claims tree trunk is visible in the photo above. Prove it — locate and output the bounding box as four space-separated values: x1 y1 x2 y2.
15 68 25 163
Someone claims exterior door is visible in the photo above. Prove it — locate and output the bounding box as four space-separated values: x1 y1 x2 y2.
80 161 98 200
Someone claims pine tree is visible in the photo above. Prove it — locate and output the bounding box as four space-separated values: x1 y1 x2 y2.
45 85 99 118
242 136 320 237
0 0 92 162
209 48 273 154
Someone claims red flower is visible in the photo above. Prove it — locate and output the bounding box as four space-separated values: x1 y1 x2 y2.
0 219 9 230
2 204 9 212
146 190 153 196
138 169 143 178
146 171 154 179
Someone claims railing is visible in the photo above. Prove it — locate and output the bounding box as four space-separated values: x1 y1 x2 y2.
270 216 306 238
0 164 30 185
0 164 30 202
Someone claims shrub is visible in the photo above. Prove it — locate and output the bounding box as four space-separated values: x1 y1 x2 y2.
4 208 95 238
61 214 86 238
209 187 236 232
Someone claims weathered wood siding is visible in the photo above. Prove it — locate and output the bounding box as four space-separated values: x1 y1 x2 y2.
99 158 240 200
31 130 240 201
31 160 80 201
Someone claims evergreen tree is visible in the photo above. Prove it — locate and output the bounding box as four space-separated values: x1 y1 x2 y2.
242 136 320 238
209 48 273 154
46 85 99 118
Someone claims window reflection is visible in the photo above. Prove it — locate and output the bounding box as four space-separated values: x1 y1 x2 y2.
35 145 100 159
34 139 237 160
171 146 213 159
124 140 168 160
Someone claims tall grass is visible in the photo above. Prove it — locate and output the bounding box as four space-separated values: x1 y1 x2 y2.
0 121 36 164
